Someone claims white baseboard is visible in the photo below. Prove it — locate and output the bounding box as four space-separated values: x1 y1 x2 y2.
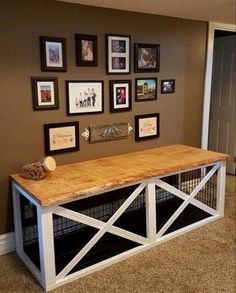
0 232 15 256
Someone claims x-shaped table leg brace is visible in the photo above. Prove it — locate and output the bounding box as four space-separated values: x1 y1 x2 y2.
55 182 147 280
155 164 219 239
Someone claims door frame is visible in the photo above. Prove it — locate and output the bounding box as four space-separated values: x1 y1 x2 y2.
201 22 236 150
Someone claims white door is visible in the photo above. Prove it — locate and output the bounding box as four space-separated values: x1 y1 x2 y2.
208 35 236 174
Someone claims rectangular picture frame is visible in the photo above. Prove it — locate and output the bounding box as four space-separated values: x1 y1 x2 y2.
44 121 79 155
31 77 59 111
75 34 98 66
161 79 176 94
134 43 160 73
135 113 160 141
135 78 157 102
110 80 132 112
40 36 67 72
106 34 131 74
66 80 104 115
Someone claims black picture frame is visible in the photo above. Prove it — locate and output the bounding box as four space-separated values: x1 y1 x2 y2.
106 34 131 74
135 78 157 102
66 80 104 115
135 113 160 141
44 121 79 155
31 77 59 111
75 34 98 66
40 36 67 72
110 80 132 113
161 79 176 94
134 43 160 73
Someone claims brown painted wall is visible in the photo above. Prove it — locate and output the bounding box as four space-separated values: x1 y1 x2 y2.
0 0 207 234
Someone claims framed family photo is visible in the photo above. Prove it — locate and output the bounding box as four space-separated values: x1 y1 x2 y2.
66 80 104 115
75 34 98 66
44 121 79 155
110 80 132 112
40 36 67 72
134 43 160 73
161 79 175 94
135 113 160 141
135 78 157 102
106 34 131 74
31 77 59 111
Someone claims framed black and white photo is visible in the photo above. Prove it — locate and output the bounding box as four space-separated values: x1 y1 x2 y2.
110 80 132 112
44 121 79 155
135 113 160 141
161 79 175 94
106 34 131 74
134 43 160 73
75 34 98 66
135 78 157 102
66 80 104 115
31 77 59 111
40 36 67 72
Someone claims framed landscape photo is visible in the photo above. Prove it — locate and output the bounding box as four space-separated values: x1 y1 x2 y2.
135 78 157 102
31 77 59 111
134 43 160 73
75 34 98 66
110 80 132 112
66 80 104 115
161 79 175 94
106 34 131 74
135 113 160 141
44 121 79 155
40 36 67 72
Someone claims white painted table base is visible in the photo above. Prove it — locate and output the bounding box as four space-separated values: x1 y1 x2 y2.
12 161 226 291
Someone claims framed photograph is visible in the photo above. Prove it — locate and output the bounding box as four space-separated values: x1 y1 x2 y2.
110 80 132 112
66 80 104 115
40 36 67 72
161 79 175 94
31 77 59 111
44 121 79 155
135 78 157 102
134 43 160 73
75 34 98 66
106 34 131 74
135 113 160 141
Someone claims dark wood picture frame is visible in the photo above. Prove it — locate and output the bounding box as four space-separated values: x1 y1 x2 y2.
110 80 132 113
75 34 98 66
135 78 157 102
134 43 160 73
31 77 59 111
135 113 160 141
40 36 67 72
106 34 131 74
44 121 79 155
161 79 176 94
66 80 104 116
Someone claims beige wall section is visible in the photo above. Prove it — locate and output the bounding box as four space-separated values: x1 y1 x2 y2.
0 0 207 234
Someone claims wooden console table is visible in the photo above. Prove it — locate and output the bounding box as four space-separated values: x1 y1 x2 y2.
11 144 229 291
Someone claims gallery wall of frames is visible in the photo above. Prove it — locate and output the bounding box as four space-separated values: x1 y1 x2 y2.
35 34 176 155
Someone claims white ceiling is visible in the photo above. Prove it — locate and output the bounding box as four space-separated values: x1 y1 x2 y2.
57 0 236 24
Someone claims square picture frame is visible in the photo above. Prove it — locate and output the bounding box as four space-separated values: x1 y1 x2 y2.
134 43 160 73
161 79 176 94
110 80 132 112
40 36 67 72
66 80 104 115
135 113 160 141
31 77 59 111
75 34 98 66
44 121 79 155
135 78 157 102
106 34 131 74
